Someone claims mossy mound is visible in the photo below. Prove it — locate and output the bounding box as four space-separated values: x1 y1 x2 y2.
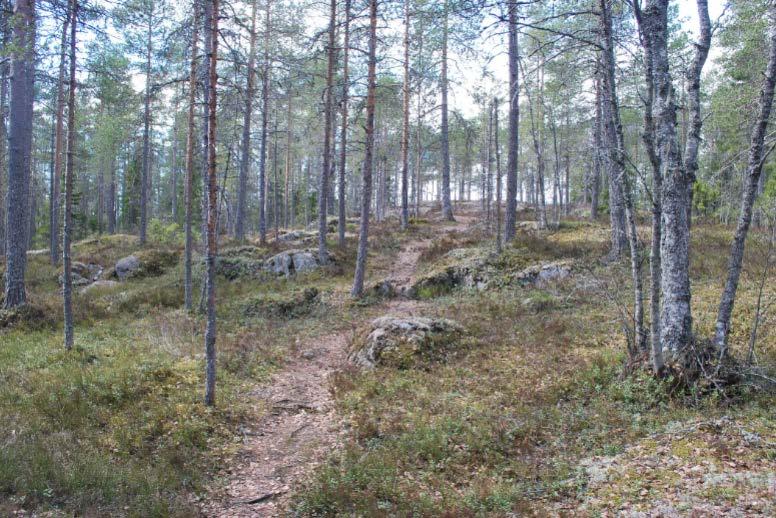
411 246 574 299
349 316 465 369
0 303 56 330
133 249 179 277
242 287 320 319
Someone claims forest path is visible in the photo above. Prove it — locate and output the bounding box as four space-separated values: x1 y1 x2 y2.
201 213 473 517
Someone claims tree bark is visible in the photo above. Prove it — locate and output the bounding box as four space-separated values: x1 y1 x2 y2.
439 0 454 221
139 17 153 245
642 0 694 358
400 0 410 230
485 99 493 229
494 97 503 253
257 0 271 244
352 0 377 297
504 0 519 241
634 0 664 372
318 0 336 263
285 87 293 229
235 0 258 241
600 0 645 353
337 0 351 245
714 4 776 352
50 15 68 264
684 0 711 228
204 0 219 407
3 0 35 309
590 68 602 220
0 2 8 257
184 1 199 311
63 0 77 350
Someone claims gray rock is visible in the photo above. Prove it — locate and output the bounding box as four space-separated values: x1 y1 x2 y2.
115 255 141 281
349 316 464 369
291 251 318 273
516 261 572 286
59 262 104 287
264 251 293 276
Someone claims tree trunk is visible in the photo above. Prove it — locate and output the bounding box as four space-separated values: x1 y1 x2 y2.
337 0 351 244
285 87 293 229
590 69 602 220
439 0 454 221
170 97 178 224
318 0 336 262
714 3 776 352
235 0 258 241
108 155 116 233
204 0 219 407
634 0 664 371
494 98 503 254
0 2 8 257
600 0 645 354
504 0 519 241
3 0 35 309
184 1 199 311
257 0 271 244
139 19 153 244
641 0 694 358
684 2 711 229
272 111 279 238
400 0 410 230
352 0 377 297
50 15 68 264
485 99 493 229
63 0 77 350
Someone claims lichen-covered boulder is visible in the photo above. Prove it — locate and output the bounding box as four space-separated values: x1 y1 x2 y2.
349 316 464 369
115 255 140 281
264 251 293 276
515 260 572 287
265 249 327 277
291 251 318 273
410 248 491 299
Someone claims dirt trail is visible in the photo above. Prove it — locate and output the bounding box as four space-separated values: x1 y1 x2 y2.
202 214 473 517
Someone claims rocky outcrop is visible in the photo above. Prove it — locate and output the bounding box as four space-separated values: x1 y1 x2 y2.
242 287 320 319
349 316 464 369
113 249 178 281
216 248 331 280
276 230 316 244
59 261 104 287
410 247 574 299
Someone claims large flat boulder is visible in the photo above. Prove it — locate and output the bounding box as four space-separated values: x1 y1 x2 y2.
349 316 464 369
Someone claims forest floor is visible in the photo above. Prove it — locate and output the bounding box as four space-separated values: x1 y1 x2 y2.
201 214 471 517
0 204 774 517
